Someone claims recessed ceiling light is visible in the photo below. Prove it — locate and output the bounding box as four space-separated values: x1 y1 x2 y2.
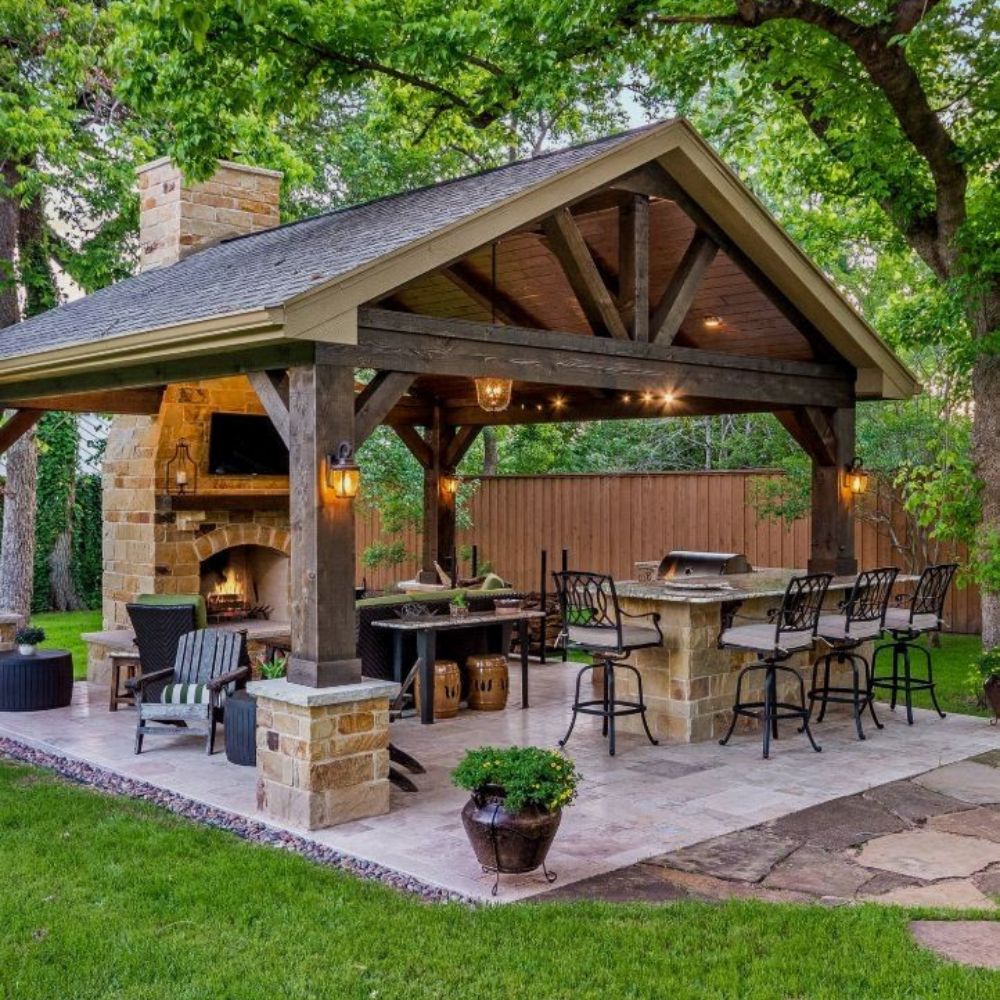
703 315 723 330
641 392 653 403
622 394 631 403
662 391 675 405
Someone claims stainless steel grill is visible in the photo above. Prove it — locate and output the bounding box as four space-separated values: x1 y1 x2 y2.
656 550 752 580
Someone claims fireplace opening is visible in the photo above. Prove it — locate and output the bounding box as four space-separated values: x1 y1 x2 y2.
199 545 290 623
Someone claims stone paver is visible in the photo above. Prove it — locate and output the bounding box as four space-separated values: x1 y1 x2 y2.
766 795 907 850
915 761 1000 805
974 865 1000 897
762 845 871 898
971 750 1000 769
862 779 970 824
874 880 996 910
857 829 1000 880
650 828 799 883
858 870 924 896
929 806 1000 844
910 920 1000 968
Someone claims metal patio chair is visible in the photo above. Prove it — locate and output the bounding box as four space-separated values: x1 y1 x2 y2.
552 570 662 757
869 562 958 725
809 566 898 741
719 572 832 759
133 629 249 755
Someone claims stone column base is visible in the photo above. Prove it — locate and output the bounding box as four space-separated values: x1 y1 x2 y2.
247 677 399 830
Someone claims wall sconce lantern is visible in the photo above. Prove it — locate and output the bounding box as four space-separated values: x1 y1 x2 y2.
441 474 460 496
326 442 361 499
164 439 197 495
475 376 513 413
844 458 869 496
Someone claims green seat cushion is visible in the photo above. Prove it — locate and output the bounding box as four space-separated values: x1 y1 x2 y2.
161 682 213 705
356 587 516 609
135 593 208 630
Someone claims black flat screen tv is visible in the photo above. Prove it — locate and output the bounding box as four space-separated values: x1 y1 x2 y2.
208 413 289 476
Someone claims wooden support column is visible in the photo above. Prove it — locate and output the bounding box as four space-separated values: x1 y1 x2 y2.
420 404 457 584
777 405 857 576
287 363 362 687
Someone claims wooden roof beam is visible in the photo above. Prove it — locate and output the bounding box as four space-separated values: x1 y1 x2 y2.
774 406 838 465
354 371 416 447
0 387 165 415
650 230 719 345
247 370 290 447
439 261 546 330
0 409 42 456
542 207 629 340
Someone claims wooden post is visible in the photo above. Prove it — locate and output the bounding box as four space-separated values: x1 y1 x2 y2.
420 405 456 583
287 363 362 687
778 406 858 576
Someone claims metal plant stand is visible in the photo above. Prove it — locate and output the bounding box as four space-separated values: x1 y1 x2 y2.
481 801 558 897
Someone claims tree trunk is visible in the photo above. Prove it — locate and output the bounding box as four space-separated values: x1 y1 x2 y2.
0 424 38 617
482 427 498 475
50 528 84 611
972 287 1000 649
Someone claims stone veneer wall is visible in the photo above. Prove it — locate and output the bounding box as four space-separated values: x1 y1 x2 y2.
102 375 291 629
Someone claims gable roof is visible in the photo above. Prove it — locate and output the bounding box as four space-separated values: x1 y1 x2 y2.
0 119 916 401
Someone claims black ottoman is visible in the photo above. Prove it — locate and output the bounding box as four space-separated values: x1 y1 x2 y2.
0 650 73 711
225 691 257 766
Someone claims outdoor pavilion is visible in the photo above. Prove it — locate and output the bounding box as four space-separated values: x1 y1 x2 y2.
0 118 918 832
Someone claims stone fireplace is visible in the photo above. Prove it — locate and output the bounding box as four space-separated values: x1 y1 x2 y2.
199 544 290 623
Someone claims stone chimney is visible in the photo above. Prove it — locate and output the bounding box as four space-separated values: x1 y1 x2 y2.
137 158 283 271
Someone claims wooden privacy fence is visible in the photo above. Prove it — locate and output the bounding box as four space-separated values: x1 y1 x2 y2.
356 470 980 635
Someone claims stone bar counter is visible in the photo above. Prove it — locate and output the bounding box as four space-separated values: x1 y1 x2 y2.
613 569 866 744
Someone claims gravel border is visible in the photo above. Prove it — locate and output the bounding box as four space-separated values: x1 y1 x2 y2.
0 735 475 905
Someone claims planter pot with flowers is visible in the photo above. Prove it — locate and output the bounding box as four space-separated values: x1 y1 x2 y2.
973 648 1000 724
449 592 470 618
452 745 581 895
15 627 45 657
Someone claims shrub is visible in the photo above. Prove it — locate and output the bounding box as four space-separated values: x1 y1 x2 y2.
451 746 581 814
15 627 45 646
259 653 287 680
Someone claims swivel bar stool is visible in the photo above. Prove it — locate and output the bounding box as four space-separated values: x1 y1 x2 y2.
552 571 662 757
809 566 898 741
719 573 831 759
869 562 957 725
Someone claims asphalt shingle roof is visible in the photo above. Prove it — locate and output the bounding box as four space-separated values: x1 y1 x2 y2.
2 125 660 362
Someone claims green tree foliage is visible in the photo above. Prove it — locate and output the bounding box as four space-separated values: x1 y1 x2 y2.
72 474 103 609
33 413 79 612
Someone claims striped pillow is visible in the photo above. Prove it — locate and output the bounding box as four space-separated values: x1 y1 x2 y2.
160 683 219 706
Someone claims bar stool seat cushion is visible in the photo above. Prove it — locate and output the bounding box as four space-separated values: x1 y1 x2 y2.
816 614 883 642
883 609 939 633
567 624 661 651
720 622 814 654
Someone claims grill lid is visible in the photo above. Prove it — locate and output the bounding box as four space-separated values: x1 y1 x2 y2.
657 550 752 579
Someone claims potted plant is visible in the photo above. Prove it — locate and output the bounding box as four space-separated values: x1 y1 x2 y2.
449 591 470 618
259 652 288 680
452 745 581 893
972 648 1000 723
15 627 45 657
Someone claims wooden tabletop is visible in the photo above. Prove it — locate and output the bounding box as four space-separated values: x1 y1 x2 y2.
373 610 545 631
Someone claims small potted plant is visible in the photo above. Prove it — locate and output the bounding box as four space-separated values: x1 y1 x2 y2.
972 648 1000 723
259 652 288 680
449 591 470 618
15 627 45 657
452 745 581 893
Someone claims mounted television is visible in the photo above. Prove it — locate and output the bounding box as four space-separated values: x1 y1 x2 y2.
208 413 289 476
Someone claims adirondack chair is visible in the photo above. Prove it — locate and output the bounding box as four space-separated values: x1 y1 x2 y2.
132 630 249 755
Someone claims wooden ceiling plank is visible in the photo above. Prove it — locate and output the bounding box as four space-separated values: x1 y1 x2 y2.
354 371 416 447
439 262 546 329
542 207 629 340
650 230 719 345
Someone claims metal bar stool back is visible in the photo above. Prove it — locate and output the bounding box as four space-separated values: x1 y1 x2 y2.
870 562 957 724
719 572 832 758
810 566 898 740
552 571 662 756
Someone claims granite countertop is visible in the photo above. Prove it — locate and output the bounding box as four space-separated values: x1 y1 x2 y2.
617 570 864 605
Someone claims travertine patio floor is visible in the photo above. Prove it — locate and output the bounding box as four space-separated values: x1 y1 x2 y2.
1 659 997 903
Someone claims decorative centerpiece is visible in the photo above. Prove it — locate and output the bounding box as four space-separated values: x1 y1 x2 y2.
973 648 1000 723
15 627 45 657
494 597 523 617
449 591 470 618
452 745 581 895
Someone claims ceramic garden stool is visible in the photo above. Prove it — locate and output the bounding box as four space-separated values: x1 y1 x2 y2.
415 660 461 719
466 654 509 711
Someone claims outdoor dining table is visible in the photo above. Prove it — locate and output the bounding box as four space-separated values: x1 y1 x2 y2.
374 610 546 724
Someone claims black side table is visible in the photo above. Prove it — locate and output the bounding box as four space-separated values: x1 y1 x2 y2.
224 691 257 766
0 649 73 711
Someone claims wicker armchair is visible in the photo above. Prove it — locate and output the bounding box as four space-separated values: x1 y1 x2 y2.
126 603 199 704
133 629 249 755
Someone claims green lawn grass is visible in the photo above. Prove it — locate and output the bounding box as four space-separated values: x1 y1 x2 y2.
32 609 102 680
1 758 999 999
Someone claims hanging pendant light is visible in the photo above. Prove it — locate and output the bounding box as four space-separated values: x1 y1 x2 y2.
474 241 513 413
